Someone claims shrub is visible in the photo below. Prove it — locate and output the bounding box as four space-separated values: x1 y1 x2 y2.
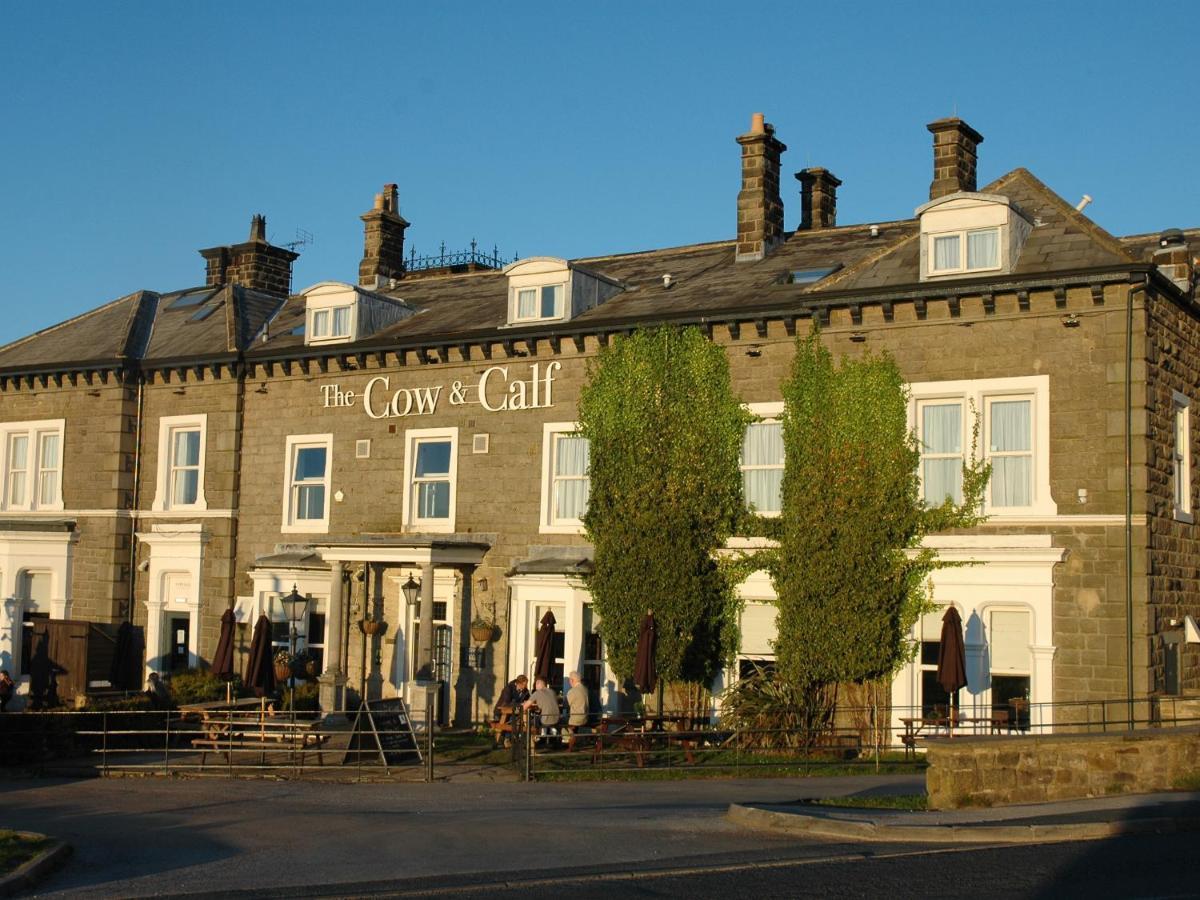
168 669 242 705
718 666 835 750
282 682 320 715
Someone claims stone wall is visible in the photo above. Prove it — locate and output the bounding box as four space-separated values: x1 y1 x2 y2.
925 726 1200 809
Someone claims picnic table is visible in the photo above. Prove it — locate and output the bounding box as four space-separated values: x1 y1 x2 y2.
181 698 327 766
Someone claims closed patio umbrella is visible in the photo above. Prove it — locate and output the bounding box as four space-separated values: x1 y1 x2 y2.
243 614 276 698
533 610 556 685
211 608 237 702
936 606 967 729
109 621 136 691
633 612 657 695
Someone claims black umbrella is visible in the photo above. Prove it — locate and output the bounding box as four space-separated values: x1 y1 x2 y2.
936 606 967 729
211 608 237 702
29 628 51 710
634 612 657 695
109 621 136 691
533 610 556 684
243 614 276 698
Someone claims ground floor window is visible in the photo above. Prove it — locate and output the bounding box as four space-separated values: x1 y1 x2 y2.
989 608 1031 729
737 658 776 680
582 604 604 708
918 609 952 717
533 605 565 691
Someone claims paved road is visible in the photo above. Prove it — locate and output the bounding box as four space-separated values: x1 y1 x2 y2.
4 775 1195 899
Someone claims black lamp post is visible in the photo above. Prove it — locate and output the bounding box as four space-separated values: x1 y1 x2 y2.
280 584 311 696
401 575 421 609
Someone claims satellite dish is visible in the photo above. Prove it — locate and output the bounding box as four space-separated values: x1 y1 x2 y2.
1185 615 1200 644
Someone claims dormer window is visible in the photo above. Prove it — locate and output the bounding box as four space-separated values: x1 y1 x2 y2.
312 306 352 340
503 257 623 327
515 284 564 322
917 193 1031 282
930 227 1000 275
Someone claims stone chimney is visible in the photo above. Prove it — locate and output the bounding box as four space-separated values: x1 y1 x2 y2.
1154 229 1195 294
927 118 984 200
795 167 841 230
198 215 299 299
735 113 787 262
359 183 409 288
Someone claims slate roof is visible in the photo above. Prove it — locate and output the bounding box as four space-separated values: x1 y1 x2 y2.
1 163 1194 374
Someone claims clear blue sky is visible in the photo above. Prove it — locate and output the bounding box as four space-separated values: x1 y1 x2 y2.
0 2 1193 346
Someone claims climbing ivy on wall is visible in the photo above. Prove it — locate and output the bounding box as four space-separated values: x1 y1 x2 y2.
578 326 751 687
768 328 990 701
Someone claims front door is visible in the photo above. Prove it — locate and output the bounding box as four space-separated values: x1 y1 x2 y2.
168 616 190 672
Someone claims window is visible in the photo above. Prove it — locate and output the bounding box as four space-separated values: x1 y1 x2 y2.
1 420 64 511
742 422 784 514
582 604 605 709
19 571 51 677
1174 394 1192 521
929 227 1001 275
153 415 207 511
989 608 1031 729
917 608 952 717
918 401 963 506
910 376 1054 517
282 434 332 532
402 427 458 533
264 592 327 671
307 303 355 344
540 423 589 533
512 284 564 322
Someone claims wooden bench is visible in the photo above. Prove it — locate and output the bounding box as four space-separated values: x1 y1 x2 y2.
190 708 328 766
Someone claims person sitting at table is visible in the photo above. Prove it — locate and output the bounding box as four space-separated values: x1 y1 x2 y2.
495 674 530 719
565 670 589 750
523 677 561 730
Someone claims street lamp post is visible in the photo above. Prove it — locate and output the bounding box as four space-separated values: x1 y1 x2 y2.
280 584 311 705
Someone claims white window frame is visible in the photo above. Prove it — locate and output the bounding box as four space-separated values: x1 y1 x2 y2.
741 402 784 518
984 395 1037 511
306 304 356 346
916 398 966 507
152 414 208 512
281 434 333 534
539 422 590 534
509 283 566 325
402 427 459 533
1173 392 1192 523
927 226 1002 275
0 419 65 512
908 376 1055 518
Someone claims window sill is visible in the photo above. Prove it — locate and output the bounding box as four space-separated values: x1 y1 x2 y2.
405 520 455 535
540 522 586 536
1174 509 1195 525
281 521 330 535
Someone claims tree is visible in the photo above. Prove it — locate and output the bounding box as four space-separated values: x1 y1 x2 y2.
769 328 988 708
578 326 750 689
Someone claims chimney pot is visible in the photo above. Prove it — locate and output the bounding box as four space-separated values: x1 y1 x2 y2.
359 183 409 287
926 117 984 200
750 112 765 134
198 214 298 299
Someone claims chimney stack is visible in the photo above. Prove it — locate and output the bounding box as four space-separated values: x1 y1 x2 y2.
359 183 409 288
198 215 299 299
927 117 984 200
735 113 787 262
795 167 841 230
1154 229 1195 294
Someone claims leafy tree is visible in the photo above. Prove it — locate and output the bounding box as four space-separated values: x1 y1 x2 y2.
768 328 988 708
578 326 750 688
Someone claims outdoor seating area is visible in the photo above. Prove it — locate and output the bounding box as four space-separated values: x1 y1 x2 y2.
180 698 328 767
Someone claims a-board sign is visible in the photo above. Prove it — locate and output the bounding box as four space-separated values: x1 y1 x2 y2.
343 698 422 770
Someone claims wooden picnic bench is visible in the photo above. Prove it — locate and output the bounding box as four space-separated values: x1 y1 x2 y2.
185 703 328 766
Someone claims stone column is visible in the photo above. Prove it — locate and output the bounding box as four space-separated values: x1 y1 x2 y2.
1031 644 1056 729
319 560 347 720
417 562 435 681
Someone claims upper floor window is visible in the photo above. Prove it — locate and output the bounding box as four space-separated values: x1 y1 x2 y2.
282 434 332 533
911 375 1055 517
152 414 207 511
312 306 352 340
930 227 1000 274
403 427 458 533
1174 393 1192 522
514 285 564 322
540 423 590 533
1 420 64 512
742 403 785 515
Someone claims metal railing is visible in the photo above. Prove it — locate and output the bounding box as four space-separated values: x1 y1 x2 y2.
406 241 513 273
0 696 1195 782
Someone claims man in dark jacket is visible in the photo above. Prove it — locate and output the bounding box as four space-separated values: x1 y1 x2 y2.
495 674 529 718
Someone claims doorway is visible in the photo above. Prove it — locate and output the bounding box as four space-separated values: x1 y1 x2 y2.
168 616 190 673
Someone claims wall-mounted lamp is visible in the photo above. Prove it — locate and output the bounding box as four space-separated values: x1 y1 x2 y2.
172 387 187 395
401 574 422 607
1062 314 1081 328
254 383 269 394
849 332 866 343
745 345 762 358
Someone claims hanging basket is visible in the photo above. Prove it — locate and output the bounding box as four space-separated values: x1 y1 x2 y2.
361 619 383 636
470 623 495 643
273 662 293 682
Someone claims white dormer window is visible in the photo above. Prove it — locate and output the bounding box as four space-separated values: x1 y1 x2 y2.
917 193 1031 282
312 306 352 340
515 284 564 321
503 257 622 327
929 227 1001 274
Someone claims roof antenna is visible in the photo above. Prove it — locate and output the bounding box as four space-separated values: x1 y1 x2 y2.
285 228 313 253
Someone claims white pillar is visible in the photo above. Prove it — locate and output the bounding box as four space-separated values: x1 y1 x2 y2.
1031 644 1056 729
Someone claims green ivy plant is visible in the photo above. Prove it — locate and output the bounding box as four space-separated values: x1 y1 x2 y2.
578 326 751 688
766 328 989 715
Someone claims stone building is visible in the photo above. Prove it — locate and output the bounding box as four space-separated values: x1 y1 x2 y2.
1 115 1197 729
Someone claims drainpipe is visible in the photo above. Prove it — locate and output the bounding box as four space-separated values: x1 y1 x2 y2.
125 370 145 623
1125 278 1146 730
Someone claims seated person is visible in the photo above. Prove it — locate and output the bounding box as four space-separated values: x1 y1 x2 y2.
494 674 530 720
523 678 561 729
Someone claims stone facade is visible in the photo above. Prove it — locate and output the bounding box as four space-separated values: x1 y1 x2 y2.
925 727 1200 809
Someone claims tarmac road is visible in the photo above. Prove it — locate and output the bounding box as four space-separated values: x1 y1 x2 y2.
4 774 1195 899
